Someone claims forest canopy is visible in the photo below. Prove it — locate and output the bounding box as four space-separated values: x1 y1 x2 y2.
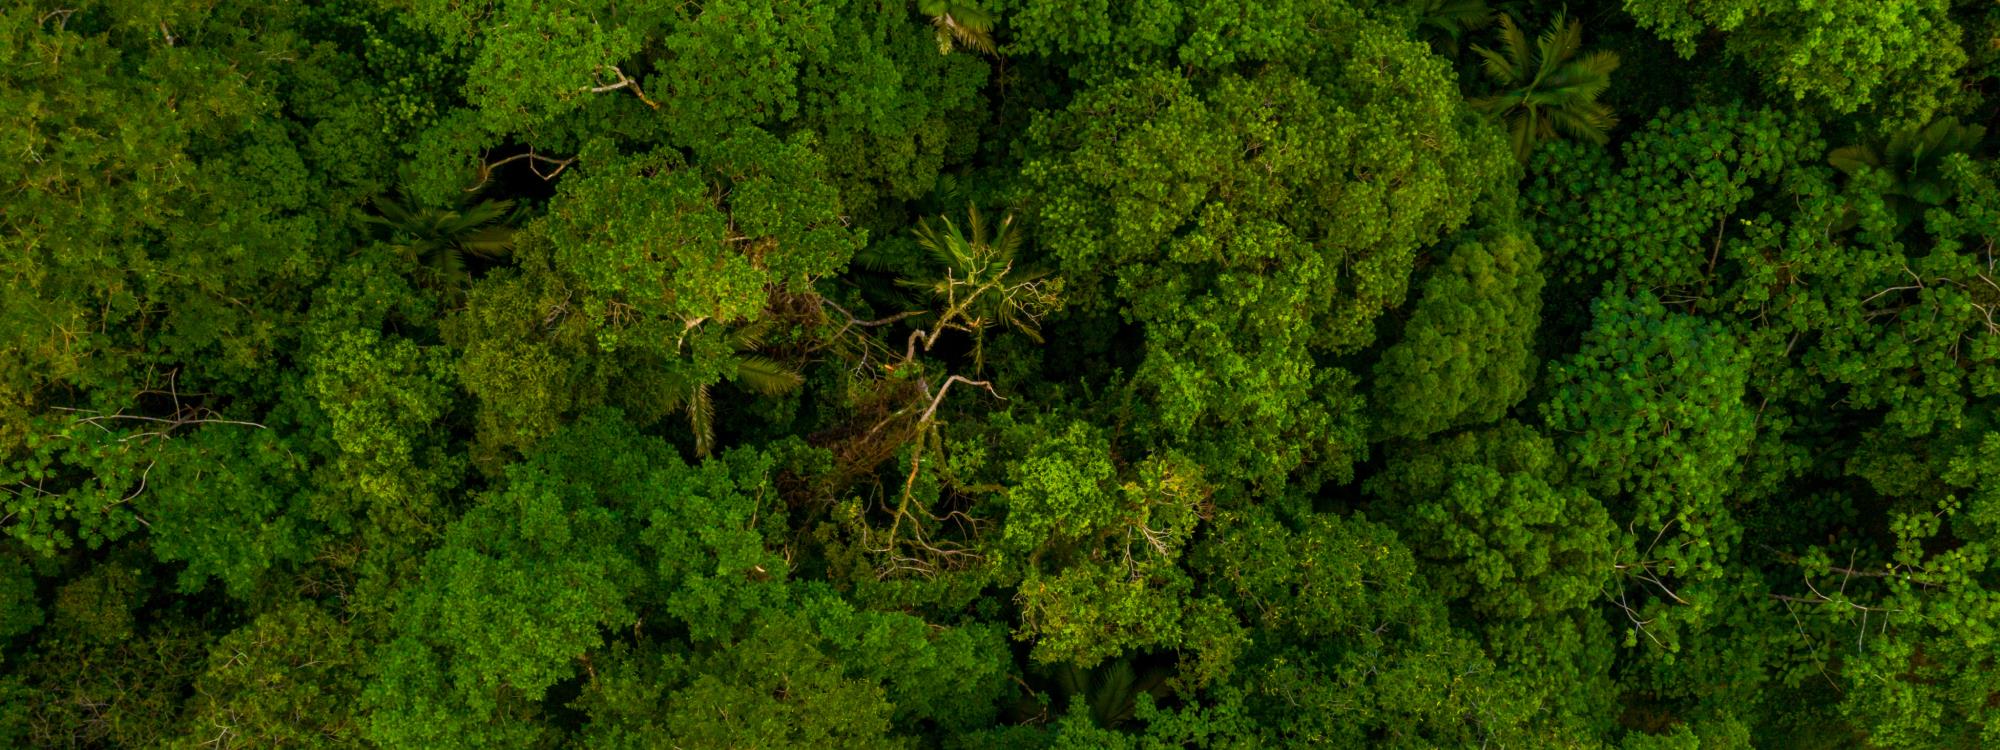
3 0 1999 747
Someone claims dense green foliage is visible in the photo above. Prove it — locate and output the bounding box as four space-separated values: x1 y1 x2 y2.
2 0 1997 746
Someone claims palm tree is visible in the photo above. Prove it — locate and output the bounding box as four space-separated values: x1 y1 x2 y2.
679 322 804 458
919 0 997 56
364 187 520 293
1410 0 1492 56
1048 657 1172 728
1829 118 1987 231
1469 13 1620 162
904 204 1057 371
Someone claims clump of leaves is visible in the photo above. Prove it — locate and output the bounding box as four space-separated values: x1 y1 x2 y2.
1470 13 1621 161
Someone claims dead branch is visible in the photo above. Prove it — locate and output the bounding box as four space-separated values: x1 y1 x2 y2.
53 406 266 436
919 375 1003 424
468 150 577 192
588 65 660 109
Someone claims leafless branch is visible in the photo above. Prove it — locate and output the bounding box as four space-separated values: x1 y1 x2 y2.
467 150 577 192
919 375 1003 424
52 407 266 434
588 65 660 109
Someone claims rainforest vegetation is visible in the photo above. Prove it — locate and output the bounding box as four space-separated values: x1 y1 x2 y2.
4 0 2000 747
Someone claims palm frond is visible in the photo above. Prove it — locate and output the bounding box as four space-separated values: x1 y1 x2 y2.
1472 43 1518 85
727 321 772 352
899 204 1060 372
1827 144 1882 175
1496 14 1531 82
1466 92 1517 117
1413 0 1492 37
460 226 516 258
913 216 972 271
1508 112 1536 161
965 203 988 251
426 245 468 288
1547 103 1616 144
1473 13 1618 161
1573 49 1621 78
689 384 715 457
366 185 521 291
1535 16 1582 84
733 355 805 396
1003 309 1047 342
923 0 997 56
993 213 1025 263
1828 118 1987 231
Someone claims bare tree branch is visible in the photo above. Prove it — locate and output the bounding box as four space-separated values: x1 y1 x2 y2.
467 150 578 192
588 65 660 109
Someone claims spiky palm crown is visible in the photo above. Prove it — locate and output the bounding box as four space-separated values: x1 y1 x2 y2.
1826 118 1987 232
366 188 519 290
918 0 996 55
683 322 805 457
1830 119 1987 203
906 204 1051 345
1411 0 1492 52
1470 13 1621 162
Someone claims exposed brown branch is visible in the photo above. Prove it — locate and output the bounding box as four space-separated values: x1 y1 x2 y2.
53 406 266 434
467 150 577 192
588 65 660 109
1767 593 1901 613
919 375 1002 424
